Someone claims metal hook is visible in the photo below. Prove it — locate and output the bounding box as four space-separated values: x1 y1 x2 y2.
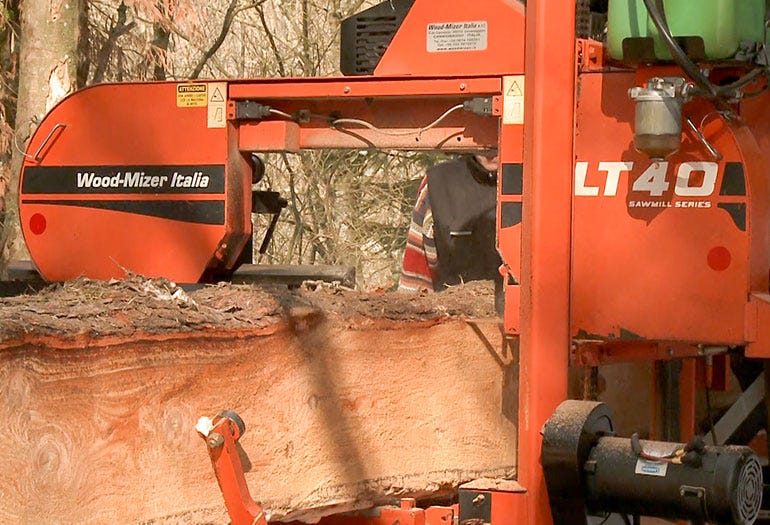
31 123 67 162
684 117 721 161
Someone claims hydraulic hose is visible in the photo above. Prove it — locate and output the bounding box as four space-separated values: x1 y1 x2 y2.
719 66 769 93
642 0 769 102
642 0 719 97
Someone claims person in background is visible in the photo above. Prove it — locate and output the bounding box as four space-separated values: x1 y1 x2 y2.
398 153 501 293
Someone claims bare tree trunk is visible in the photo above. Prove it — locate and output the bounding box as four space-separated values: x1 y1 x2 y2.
76 1 89 86
1 0 83 272
0 1 20 204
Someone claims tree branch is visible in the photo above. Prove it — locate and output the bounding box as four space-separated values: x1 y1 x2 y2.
91 2 135 84
146 14 230 79
280 152 305 262
150 1 171 80
255 4 286 77
189 0 265 79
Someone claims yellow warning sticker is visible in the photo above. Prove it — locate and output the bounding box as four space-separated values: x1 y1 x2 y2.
207 82 227 128
176 83 208 108
503 75 525 125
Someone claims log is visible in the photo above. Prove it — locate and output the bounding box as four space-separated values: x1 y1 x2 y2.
0 279 515 524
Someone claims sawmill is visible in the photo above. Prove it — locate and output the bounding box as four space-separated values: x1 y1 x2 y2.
3 0 770 523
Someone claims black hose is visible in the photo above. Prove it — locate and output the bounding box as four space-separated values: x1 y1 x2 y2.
642 0 768 103
718 66 767 94
642 0 719 98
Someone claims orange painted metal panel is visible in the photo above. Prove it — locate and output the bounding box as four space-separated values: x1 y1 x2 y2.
229 78 502 100
239 121 300 152
374 0 525 77
517 1 576 525
25 82 227 165
18 82 241 283
499 102 525 332
572 71 750 344
22 203 224 282
745 293 770 357
491 490 528 525
735 95 770 297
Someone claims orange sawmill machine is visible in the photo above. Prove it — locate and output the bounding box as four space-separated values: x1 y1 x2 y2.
16 0 770 523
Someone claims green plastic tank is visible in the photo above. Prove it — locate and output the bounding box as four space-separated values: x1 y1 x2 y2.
608 0 766 61
607 0 650 60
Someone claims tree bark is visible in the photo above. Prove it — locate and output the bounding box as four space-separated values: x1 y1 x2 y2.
1 0 83 273
0 280 515 524
0 2 19 255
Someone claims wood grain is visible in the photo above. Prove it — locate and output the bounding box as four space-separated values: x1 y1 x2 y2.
0 315 516 524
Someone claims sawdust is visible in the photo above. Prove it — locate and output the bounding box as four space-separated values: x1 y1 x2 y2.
0 277 497 343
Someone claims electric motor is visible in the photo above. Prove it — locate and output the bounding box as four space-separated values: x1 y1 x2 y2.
542 400 763 525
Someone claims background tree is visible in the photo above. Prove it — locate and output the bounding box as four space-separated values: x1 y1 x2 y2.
0 0 435 289
0 1 19 255
1 0 85 271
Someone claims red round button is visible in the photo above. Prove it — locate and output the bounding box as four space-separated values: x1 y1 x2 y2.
707 246 731 272
29 213 47 235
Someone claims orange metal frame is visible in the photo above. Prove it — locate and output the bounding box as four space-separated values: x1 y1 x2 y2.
17 0 770 523
202 415 268 525
509 1 576 523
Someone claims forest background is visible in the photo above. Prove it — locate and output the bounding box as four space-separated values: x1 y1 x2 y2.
0 0 438 289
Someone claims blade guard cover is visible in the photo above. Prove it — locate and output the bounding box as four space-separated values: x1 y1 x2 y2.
19 81 250 283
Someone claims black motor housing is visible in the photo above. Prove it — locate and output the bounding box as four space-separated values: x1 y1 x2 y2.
585 437 762 524
542 400 763 525
340 0 415 76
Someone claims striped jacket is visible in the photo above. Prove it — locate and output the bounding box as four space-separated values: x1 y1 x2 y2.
398 175 436 291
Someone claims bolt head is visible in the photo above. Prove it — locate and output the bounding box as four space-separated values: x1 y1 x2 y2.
208 432 225 449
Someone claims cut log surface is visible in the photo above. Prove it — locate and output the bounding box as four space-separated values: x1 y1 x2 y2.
0 278 516 524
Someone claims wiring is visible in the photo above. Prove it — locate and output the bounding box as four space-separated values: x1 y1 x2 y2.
594 513 635 525
631 432 706 467
268 108 294 119
263 103 471 140
12 123 34 160
742 86 770 98
642 0 718 99
740 82 770 99
699 111 726 131
713 67 767 98
330 104 465 137
631 433 681 463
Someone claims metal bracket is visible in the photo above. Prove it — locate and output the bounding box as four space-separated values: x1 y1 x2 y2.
703 372 765 446
458 490 492 525
196 411 268 525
